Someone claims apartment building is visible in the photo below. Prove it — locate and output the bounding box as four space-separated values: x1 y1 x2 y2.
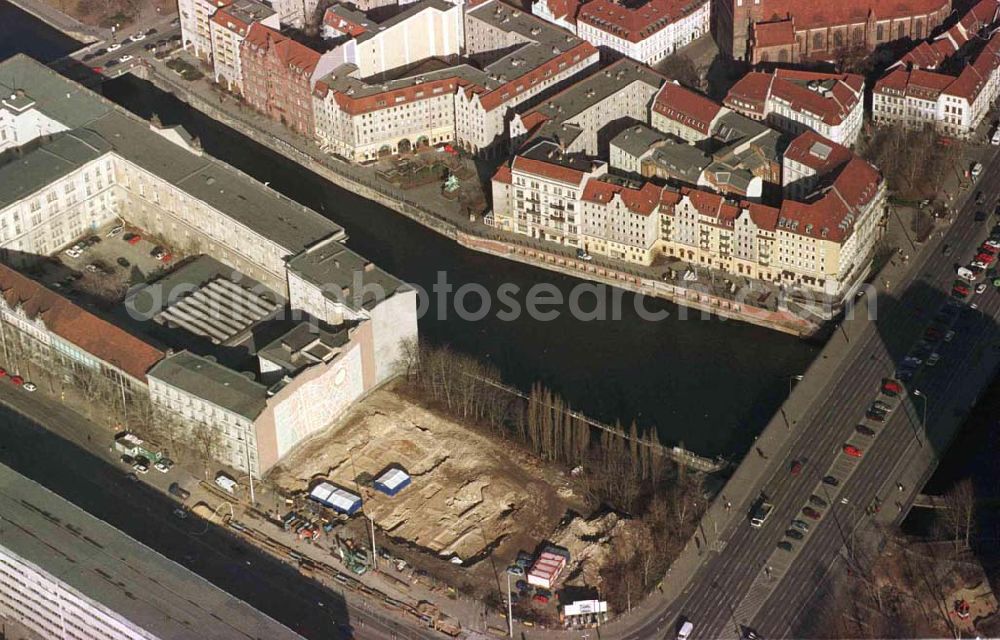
509 59 666 156
179 0 228 60
724 69 864 147
715 0 951 61
0 463 305 640
873 30 1000 138
579 177 660 263
650 81 726 142
240 24 321 136
572 0 710 65
781 128 853 199
0 261 164 398
313 65 465 161
209 0 279 93
490 140 606 246
458 0 599 155
324 0 464 78
892 0 999 71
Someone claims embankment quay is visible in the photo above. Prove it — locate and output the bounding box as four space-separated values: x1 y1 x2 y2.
128 62 819 337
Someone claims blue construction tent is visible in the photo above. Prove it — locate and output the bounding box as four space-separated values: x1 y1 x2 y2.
373 468 411 497
308 482 362 515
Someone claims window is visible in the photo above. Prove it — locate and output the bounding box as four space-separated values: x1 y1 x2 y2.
813 32 823 50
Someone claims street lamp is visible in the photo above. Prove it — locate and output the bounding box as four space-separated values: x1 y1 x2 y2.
912 389 927 448
506 572 513 638
787 374 804 396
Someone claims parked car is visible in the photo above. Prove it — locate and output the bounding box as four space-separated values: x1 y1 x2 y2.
822 475 840 487
791 519 810 533
107 224 124 237
22 382 36 392
843 444 863 458
802 507 822 520
533 594 549 605
790 460 803 476
507 565 524 576
124 233 141 244
809 495 828 508
777 541 794 552
107 42 122 52
168 482 190 500
944 329 956 342
976 191 986 204
154 458 173 473
856 424 876 436
515 580 529 592
117 256 131 268
976 283 988 294
927 353 941 366
172 508 188 519
881 379 902 396
786 529 804 541
133 457 149 474
120 454 135 465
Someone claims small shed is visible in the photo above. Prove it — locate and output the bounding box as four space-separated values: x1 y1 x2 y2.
309 482 362 515
374 468 411 497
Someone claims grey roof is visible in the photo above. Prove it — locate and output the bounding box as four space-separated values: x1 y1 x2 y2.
287 240 410 312
521 59 663 144
0 129 111 210
520 139 604 173
258 321 350 374
221 0 275 24
610 123 668 160
704 162 754 192
645 142 711 181
148 351 268 420
0 55 113 127
0 462 304 640
318 61 492 101
86 112 344 254
0 56 345 255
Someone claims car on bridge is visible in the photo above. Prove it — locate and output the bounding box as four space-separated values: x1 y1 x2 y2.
843 444 863 458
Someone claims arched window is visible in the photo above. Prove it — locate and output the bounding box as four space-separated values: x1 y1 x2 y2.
915 20 923 39
833 31 844 48
813 32 823 49
852 26 863 44
897 23 905 39
778 49 789 62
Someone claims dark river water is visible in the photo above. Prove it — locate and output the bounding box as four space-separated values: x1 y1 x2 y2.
0 2 820 458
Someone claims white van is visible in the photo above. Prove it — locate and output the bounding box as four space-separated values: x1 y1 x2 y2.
957 266 976 282
215 474 238 494
991 129 1000 146
677 620 694 640
972 162 984 178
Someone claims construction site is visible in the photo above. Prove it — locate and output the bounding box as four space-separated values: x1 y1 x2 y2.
267 386 608 598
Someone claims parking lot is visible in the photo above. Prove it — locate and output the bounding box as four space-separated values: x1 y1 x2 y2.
42 222 181 303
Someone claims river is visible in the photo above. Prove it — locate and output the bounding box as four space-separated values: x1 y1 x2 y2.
0 3 819 458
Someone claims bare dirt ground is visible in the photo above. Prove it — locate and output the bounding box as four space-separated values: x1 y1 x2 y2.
268 386 594 587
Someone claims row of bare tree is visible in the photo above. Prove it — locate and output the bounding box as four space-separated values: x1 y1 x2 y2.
857 125 960 201
397 339 706 610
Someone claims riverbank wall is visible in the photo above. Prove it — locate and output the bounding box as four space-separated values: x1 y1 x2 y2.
6 0 101 44
133 64 820 337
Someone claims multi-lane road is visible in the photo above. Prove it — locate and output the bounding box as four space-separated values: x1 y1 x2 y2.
0 388 436 640
609 147 1000 639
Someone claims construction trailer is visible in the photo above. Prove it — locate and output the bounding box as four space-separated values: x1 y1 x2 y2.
308 482 362 515
527 550 568 590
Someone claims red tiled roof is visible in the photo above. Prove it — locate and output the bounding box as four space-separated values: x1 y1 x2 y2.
783 130 853 174
210 6 250 35
244 23 320 76
322 76 463 116
723 71 772 114
493 164 512 184
760 70 862 126
753 19 795 48
322 7 368 37
576 0 706 43
778 155 881 242
653 82 723 135
478 41 598 112
581 179 660 216
512 155 590 185
748 0 949 32
0 264 164 380
541 0 581 22
745 202 780 229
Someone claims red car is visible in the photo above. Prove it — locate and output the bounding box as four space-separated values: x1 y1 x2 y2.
980 244 998 256
881 379 902 396
533 594 549 604
790 460 803 476
843 444 863 458
10 375 23 386
803 507 822 520
124 233 141 245
976 253 995 265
